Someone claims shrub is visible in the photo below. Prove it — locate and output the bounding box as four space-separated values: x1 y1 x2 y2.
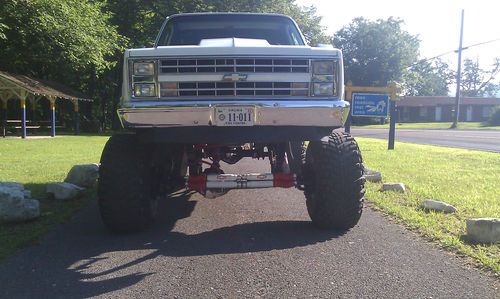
488 106 500 126
352 116 387 125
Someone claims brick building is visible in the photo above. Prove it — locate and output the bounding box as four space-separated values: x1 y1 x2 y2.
397 96 500 122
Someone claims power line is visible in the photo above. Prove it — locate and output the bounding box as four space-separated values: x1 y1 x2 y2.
407 37 500 69
456 37 500 52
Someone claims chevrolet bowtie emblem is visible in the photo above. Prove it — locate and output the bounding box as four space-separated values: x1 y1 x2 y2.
222 73 248 82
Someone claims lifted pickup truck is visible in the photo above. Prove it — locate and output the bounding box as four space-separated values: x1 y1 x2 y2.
98 13 365 233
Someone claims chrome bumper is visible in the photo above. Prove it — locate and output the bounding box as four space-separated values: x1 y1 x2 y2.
117 100 350 128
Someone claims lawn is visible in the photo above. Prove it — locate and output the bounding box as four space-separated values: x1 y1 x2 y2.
357 137 500 276
0 135 109 260
355 122 500 130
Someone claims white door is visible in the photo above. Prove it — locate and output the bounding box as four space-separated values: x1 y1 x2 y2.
435 106 442 121
466 105 473 121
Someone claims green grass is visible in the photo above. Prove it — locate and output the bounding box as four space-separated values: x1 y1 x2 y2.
357 137 500 276
0 136 109 260
354 122 500 130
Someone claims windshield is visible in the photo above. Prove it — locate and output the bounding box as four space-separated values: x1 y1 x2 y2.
157 14 305 46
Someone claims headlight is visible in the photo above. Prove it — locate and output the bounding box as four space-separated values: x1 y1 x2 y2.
313 83 334 96
312 61 334 75
311 60 336 96
312 75 334 82
130 60 157 98
134 62 155 76
134 83 156 97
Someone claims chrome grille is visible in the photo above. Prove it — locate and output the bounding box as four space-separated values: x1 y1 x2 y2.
160 82 309 97
160 58 309 73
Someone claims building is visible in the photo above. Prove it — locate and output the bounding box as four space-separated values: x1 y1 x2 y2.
397 96 500 122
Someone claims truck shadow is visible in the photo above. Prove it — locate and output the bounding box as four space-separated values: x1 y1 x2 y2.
0 190 346 298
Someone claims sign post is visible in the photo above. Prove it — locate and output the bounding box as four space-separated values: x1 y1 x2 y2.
388 100 397 149
345 82 399 150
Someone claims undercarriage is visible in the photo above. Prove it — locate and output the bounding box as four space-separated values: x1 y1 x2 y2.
97 131 365 233
185 142 302 199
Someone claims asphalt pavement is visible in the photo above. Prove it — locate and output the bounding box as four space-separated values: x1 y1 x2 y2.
0 159 498 298
351 128 500 152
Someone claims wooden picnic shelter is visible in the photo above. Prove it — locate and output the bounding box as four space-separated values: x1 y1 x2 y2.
0 71 92 138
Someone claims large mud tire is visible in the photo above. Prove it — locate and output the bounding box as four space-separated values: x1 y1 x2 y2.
98 134 156 233
304 132 365 230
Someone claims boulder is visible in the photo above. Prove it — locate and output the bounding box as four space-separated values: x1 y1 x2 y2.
466 218 500 244
64 164 99 188
0 182 24 190
23 190 32 199
380 183 406 193
422 199 457 213
0 184 40 222
46 182 85 200
364 171 382 183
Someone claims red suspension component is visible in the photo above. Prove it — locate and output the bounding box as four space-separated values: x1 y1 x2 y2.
273 173 295 188
187 174 207 192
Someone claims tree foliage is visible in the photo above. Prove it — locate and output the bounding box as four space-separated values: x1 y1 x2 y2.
0 0 125 79
104 0 330 48
403 58 454 96
460 58 500 97
333 17 420 87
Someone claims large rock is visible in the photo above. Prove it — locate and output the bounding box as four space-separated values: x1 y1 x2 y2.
0 182 24 190
466 218 500 244
364 171 382 183
380 182 406 193
46 182 84 200
0 184 40 222
422 199 457 213
64 164 99 188
23 190 32 199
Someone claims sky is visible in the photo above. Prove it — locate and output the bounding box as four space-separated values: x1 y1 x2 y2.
295 0 500 73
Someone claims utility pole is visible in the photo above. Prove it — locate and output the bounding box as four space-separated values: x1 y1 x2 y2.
451 9 465 129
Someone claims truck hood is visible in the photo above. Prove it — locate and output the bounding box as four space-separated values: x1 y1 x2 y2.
127 38 341 58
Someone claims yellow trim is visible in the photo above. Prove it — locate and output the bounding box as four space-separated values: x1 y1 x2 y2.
74 102 79 112
345 81 399 101
20 98 26 109
50 100 55 110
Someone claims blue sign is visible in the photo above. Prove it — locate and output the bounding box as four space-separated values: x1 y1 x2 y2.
351 93 389 117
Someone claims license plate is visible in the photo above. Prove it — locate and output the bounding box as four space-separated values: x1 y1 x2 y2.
214 106 255 126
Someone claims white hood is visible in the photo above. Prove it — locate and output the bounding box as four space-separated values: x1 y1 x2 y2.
127 38 341 58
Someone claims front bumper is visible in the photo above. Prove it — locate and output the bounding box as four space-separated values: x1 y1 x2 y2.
118 100 350 128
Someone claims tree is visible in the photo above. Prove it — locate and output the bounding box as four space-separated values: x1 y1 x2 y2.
333 17 420 87
403 58 454 96
104 0 330 48
460 58 500 97
484 83 500 97
0 0 125 79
